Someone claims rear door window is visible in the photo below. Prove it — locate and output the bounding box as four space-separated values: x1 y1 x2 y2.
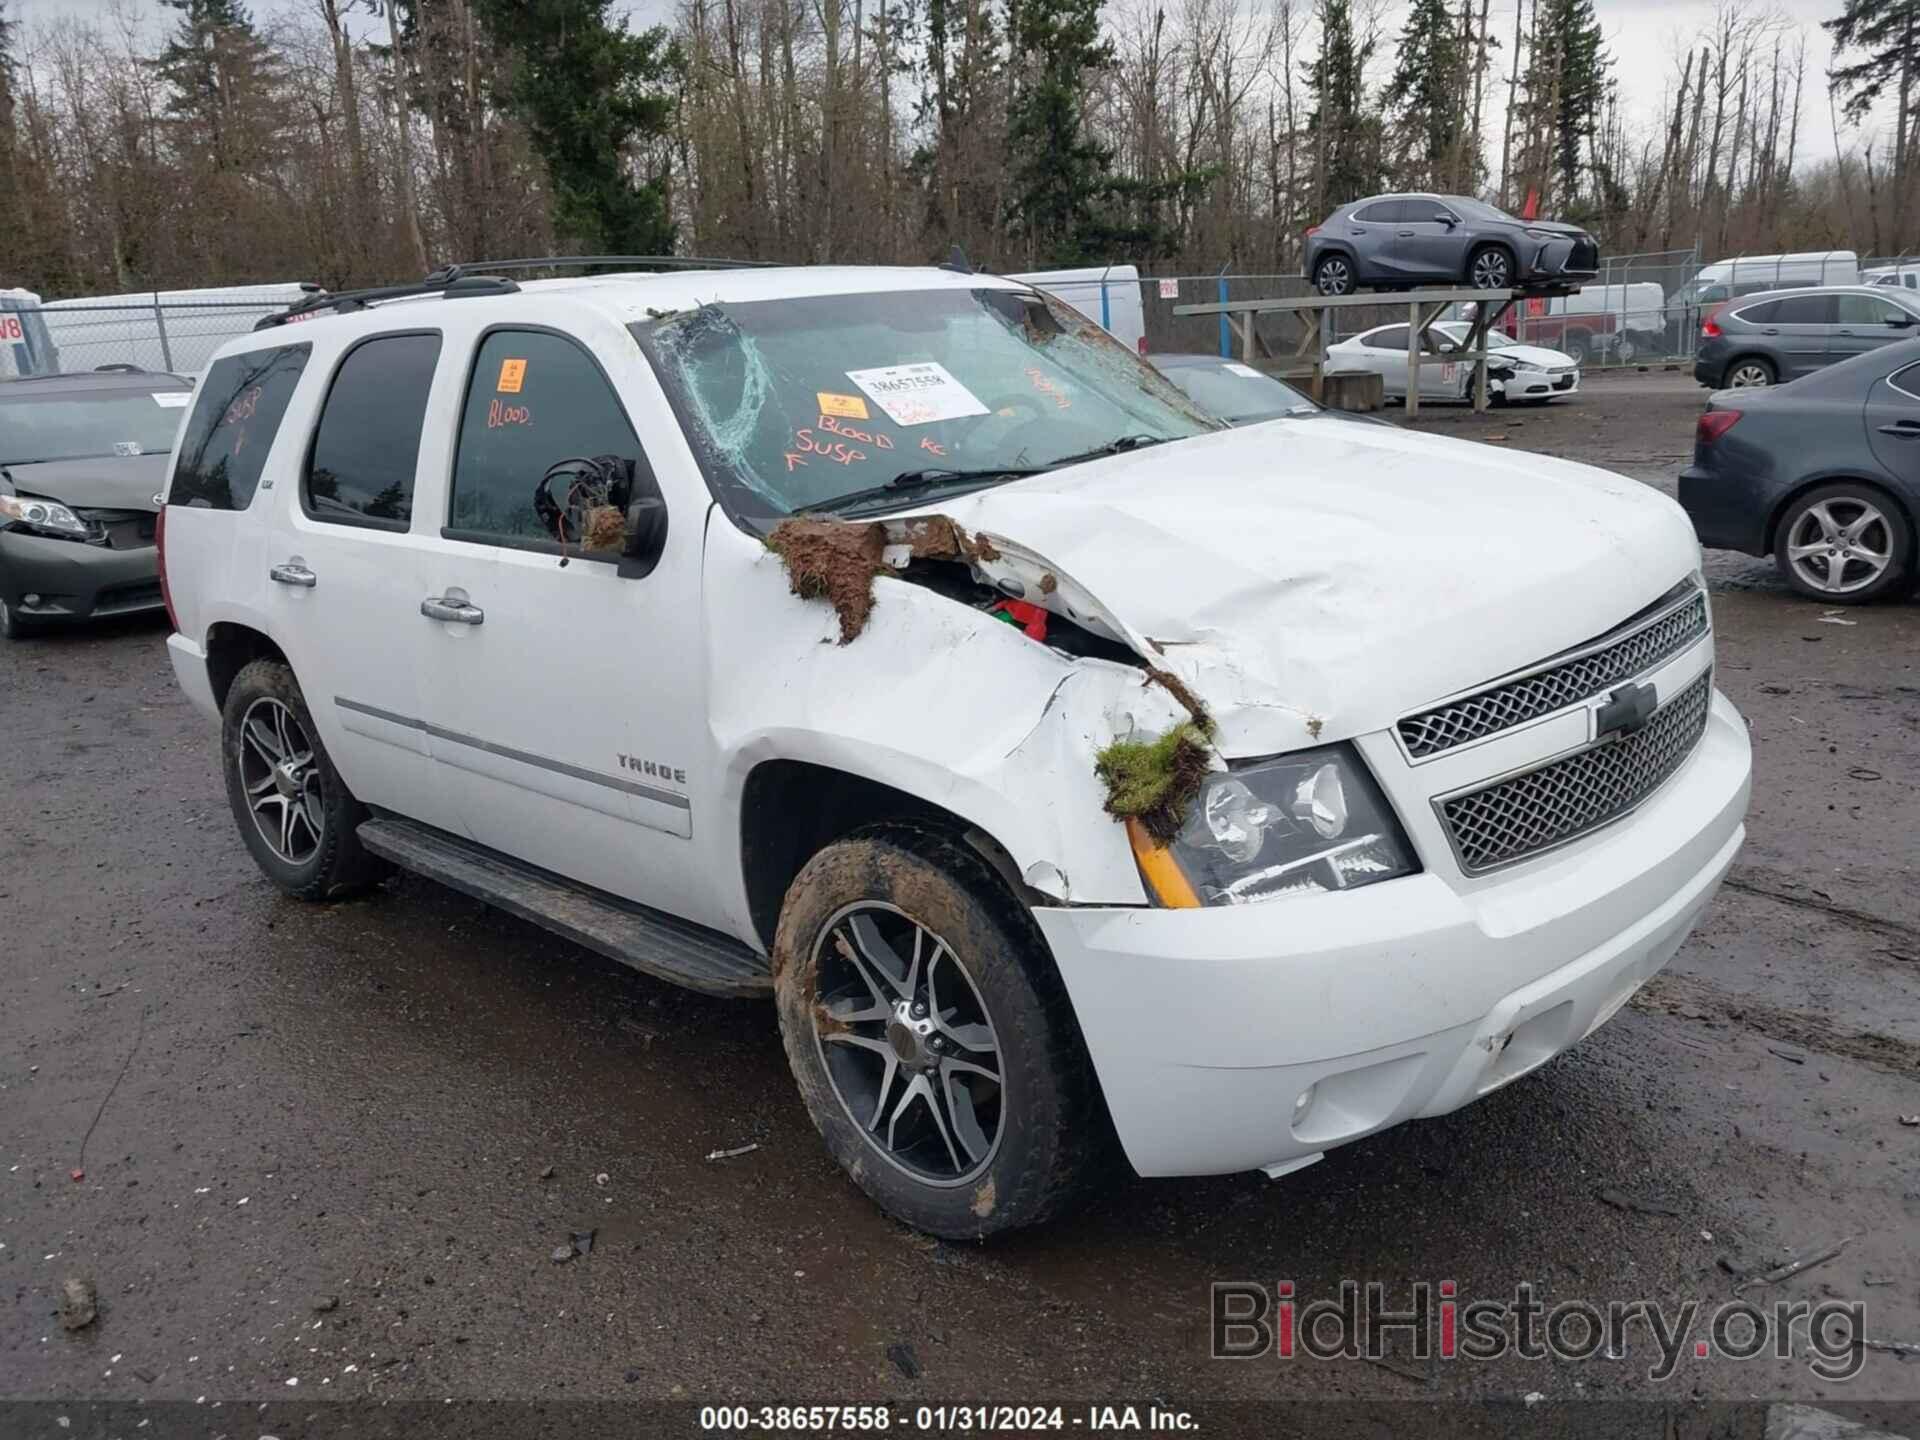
1772 295 1837 324
169 344 310 510
304 332 441 528
447 329 645 547
1353 201 1404 224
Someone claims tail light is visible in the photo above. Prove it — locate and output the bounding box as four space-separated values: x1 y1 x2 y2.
1696 409 1741 444
1305 225 1320 238
1701 304 1725 339
155 503 178 631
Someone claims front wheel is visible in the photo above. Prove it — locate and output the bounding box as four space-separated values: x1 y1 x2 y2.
773 824 1105 1237
1774 483 1912 603
1468 245 1514 289
0 592 44 640
1313 254 1355 296
221 658 388 900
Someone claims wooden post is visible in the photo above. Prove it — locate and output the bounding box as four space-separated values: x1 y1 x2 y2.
1406 300 1422 417
1241 313 1256 363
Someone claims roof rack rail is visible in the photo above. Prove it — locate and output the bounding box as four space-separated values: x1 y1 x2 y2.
253 255 776 329
254 271 519 329
440 255 777 276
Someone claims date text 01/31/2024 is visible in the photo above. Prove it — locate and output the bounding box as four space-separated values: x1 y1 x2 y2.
698 1405 1199 1432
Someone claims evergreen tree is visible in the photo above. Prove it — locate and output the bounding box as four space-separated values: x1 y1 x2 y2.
1003 0 1113 262
152 0 286 175
1826 0 1920 242
472 0 680 254
1305 0 1382 206
1512 0 1611 207
1385 0 1465 186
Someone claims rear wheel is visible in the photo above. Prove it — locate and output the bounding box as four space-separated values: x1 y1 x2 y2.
1724 357 1774 388
773 824 1104 1237
221 658 387 900
1773 483 1912 603
1313 254 1355 296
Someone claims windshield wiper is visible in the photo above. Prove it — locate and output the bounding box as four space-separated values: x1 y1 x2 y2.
1040 434 1174 470
810 465 1045 514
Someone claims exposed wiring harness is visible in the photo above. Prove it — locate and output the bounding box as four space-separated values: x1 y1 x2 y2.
533 454 635 565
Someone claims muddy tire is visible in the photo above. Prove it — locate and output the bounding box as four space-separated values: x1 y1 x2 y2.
221 658 387 901
0 593 45 640
773 823 1104 1238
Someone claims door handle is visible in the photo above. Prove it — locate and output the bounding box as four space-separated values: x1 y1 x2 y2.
269 562 316 588
1396 230 1416 237
1762 328 1779 335
421 591 484 625
1877 421 1920 437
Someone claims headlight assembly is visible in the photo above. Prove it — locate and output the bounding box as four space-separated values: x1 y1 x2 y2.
1130 743 1419 907
0 493 90 539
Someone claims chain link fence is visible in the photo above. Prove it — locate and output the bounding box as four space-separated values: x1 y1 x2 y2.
0 288 314 381
1131 247 1715 373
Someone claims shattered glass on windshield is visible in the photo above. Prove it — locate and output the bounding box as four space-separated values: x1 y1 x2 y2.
634 287 1218 521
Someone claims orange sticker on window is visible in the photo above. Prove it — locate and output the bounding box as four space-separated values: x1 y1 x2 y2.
497 358 528 393
817 391 869 420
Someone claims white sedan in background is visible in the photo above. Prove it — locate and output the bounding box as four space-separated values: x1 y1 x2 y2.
1328 321 1581 405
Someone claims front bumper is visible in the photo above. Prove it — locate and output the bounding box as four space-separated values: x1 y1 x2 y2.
1037 690 1750 1178
0 528 161 623
1497 368 1580 401
1517 236 1600 284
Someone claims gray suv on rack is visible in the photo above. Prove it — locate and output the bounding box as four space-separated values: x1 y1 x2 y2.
1692 285 1920 389
1304 194 1601 296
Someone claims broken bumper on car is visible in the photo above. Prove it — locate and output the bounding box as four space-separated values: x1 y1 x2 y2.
1034 689 1750 1180
1496 369 1580 401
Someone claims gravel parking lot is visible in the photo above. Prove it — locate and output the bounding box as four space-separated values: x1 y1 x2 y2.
3 370 1916 1431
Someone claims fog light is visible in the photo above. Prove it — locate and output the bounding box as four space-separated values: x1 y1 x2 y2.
1293 1085 1316 1117
22 592 40 606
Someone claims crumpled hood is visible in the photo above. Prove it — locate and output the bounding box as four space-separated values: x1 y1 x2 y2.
934 421 1699 754
1 455 170 511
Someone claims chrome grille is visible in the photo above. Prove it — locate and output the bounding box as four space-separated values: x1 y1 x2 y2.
1399 591 1707 759
1438 670 1712 874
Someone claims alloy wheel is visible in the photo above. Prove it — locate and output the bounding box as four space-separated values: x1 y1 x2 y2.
1471 249 1512 289
237 696 325 864
1785 498 1895 595
810 902 1005 1186
1316 258 1353 296
1727 362 1771 387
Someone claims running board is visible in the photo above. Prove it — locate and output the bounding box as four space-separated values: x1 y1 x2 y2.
357 817 772 998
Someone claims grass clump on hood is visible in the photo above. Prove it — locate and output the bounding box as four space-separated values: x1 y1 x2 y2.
1095 721 1214 843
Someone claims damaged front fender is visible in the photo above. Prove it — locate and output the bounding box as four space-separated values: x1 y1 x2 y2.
709 516 1198 909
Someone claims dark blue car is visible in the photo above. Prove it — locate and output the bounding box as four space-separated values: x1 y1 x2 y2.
1679 339 1920 603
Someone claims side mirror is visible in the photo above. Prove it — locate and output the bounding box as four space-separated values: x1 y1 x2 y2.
1437 212 1459 229
1888 314 1915 328
618 490 669 578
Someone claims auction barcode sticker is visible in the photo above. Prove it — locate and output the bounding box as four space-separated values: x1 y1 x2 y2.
845 362 988 426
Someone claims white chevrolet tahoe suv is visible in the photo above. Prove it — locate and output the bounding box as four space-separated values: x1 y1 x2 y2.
159 262 1753 1237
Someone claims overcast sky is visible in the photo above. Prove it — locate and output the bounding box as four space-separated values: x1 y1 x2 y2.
13 0 1865 207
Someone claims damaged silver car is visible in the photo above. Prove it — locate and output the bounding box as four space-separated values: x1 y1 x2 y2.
159 263 1752 1237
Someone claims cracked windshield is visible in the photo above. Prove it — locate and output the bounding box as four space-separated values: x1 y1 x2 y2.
637 286 1215 517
